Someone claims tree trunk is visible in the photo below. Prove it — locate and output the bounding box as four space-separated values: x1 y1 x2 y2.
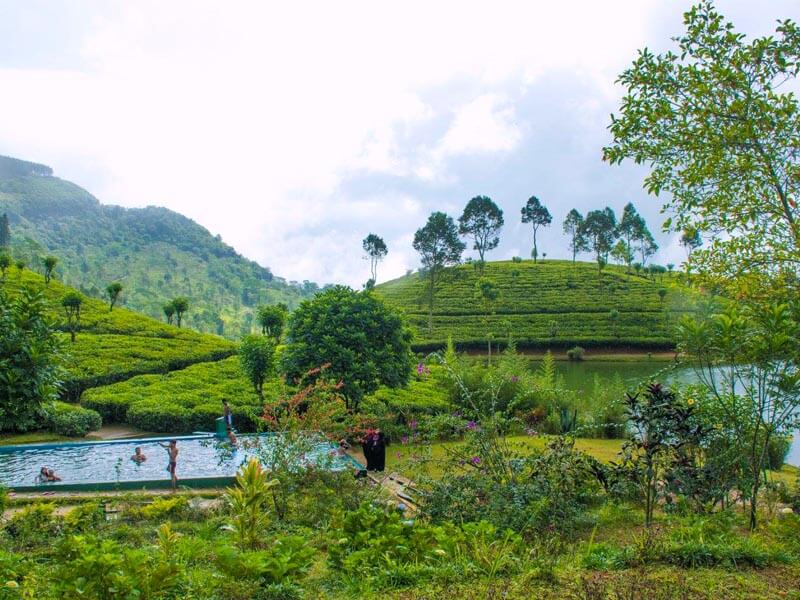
427 269 435 333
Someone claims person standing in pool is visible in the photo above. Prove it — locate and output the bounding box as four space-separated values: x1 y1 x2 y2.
131 447 147 463
222 399 233 429
158 440 179 491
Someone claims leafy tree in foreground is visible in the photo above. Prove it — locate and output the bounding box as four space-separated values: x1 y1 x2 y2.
61 292 83 343
678 301 800 529
604 1 800 295
0 287 62 432
106 282 123 312
362 233 388 283
256 303 288 341
579 208 617 273
281 286 413 411
43 255 58 284
170 297 189 328
413 212 465 332
520 196 551 263
458 195 504 269
562 209 588 264
239 334 276 400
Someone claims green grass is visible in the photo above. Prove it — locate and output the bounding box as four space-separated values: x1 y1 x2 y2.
0 432 71 446
386 435 799 485
375 260 695 350
4 268 236 398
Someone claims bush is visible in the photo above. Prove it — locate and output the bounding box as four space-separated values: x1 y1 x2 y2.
511 256 523 263
766 436 791 470
43 402 101 436
566 346 585 361
3 503 63 549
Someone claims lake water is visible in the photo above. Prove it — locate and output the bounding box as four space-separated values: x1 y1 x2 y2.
541 359 799 467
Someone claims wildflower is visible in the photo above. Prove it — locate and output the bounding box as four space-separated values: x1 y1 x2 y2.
525 428 538 437
687 398 695 406
511 375 519 383
410 419 417 431
417 362 425 374
400 435 409 445
396 452 402 459
470 456 481 466
466 421 477 430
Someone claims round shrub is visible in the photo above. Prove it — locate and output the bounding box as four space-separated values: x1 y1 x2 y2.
566 346 585 361
766 436 791 470
81 392 134 423
44 402 102 437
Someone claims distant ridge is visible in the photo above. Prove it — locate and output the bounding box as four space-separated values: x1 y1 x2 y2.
0 155 317 337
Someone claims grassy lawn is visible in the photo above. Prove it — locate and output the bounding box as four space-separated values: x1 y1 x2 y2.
386 435 799 485
0 432 71 446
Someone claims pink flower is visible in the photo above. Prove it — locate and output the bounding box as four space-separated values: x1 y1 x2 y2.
410 419 418 431
400 435 409 445
511 375 519 383
396 452 402 459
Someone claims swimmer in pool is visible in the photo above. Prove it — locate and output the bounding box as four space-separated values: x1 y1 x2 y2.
131 447 147 463
158 440 179 491
36 466 62 483
226 425 238 447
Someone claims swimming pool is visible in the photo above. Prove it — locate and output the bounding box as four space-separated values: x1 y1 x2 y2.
0 434 362 492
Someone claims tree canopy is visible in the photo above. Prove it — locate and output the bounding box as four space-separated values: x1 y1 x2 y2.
413 212 465 331
520 196 552 263
362 233 388 283
604 1 800 295
239 334 276 400
256 303 288 341
580 208 618 271
562 209 588 264
458 196 504 265
106 282 123 312
280 286 412 411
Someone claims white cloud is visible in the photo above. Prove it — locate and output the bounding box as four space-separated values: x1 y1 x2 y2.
0 0 793 285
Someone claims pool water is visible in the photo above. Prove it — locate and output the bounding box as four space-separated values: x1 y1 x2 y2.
0 434 358 490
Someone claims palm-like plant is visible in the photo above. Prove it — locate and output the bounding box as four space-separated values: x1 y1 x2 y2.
224 459 279 550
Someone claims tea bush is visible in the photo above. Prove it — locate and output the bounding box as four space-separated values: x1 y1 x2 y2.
43 401 101 436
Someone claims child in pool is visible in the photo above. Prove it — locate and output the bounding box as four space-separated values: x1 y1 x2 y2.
131 447 147 463
36 466 62 483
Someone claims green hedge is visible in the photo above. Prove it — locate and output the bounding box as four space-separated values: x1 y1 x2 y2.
82 357 272 433
43 402 102 437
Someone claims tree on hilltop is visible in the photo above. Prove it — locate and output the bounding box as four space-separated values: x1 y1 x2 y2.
458 196 504 270
413 212 465 332
580 208 618 273
362 233 388 283
521 196 551 263
563 209 588 264
163 302 176 325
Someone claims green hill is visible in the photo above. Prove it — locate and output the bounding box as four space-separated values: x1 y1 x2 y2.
0 155 316 338
3 265 236 400
375 260 693 351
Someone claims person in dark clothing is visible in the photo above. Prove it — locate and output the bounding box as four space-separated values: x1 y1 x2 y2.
361 429 388 472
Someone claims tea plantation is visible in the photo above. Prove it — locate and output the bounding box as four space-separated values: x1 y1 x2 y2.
375 260 693 350
3 268 236 399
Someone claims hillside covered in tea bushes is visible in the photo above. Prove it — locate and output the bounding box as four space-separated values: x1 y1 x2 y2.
2 266 236 400
375 260 694 350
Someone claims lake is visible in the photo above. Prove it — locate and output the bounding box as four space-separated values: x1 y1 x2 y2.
537 359 800 467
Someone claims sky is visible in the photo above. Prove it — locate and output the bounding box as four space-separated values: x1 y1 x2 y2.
0 0 797 287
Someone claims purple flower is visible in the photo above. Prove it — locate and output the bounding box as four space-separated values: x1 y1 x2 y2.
511 375 519 383
396 452 402 459
466 421 477 430
470 456 481 466
416 362 426 375
525 428 539 437
400 435 409 445
410 419 418 431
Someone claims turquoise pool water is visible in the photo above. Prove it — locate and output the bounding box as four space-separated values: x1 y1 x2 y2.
0 434 359 490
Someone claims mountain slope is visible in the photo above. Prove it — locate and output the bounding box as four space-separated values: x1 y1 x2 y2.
0 155 316 337
375 260 694 350
3 262 236 400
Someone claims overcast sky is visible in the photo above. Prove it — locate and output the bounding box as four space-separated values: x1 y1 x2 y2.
0 1 796 286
